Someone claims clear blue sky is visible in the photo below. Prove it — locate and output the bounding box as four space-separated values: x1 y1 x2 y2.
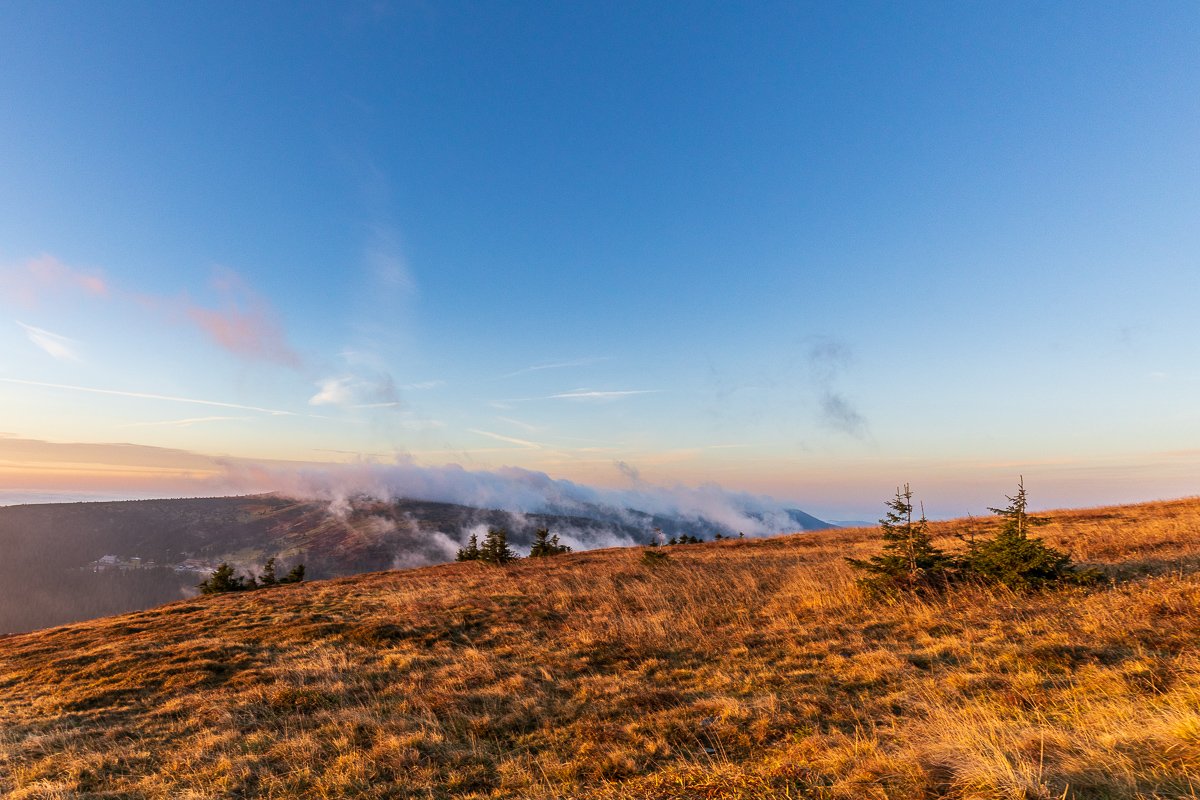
1 1 1198 519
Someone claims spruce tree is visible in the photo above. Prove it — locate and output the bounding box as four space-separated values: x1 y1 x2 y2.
480 528 517 565
198 560 303 594
529 528 571 557
259 557 278 586
279 563 305 584
847 484 951 596
198 563 244 594
456 533 481 562
963 477 1082 589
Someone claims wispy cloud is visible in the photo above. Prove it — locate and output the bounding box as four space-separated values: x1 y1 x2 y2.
309 372 402 409
819 392 868 438
496 416 541 433
467 429 543 449
0 378 298 416
502 357 611 379
399 417 445 430
120 416 253 428
310 377 355 407
5 256 305 368
182 268 301 368
549 389 660 400
0 255 108 307
16 321 80 361
807 336 869 439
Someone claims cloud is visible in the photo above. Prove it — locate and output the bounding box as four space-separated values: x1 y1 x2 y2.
807 336 853 382
806 335 869 439
549 389 660 400
222 457 816 541
467 429 543 449
0 377 299 416
495 416 541 433
3 254 307 372
120 416 253 428
0 254 108 307
310 377 355 407
365 225 416 294
502 357 611 378
615 460 642 484
17 321 79 361
309 372 402 409
4 256 305 368
820 392 868 438
183 268 301 368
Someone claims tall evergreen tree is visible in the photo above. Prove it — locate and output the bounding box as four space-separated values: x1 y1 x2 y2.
847 484 951 596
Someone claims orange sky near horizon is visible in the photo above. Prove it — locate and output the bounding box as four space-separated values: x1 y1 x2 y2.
3 433 1197 519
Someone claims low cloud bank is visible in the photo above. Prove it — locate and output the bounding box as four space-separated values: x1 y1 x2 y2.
222 458 816 542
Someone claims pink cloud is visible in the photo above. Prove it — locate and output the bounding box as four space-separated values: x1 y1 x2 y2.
0 254 109 307
3 255 301 368
183 268 301 368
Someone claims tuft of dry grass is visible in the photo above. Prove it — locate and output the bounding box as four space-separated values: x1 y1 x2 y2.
3 497 1200 798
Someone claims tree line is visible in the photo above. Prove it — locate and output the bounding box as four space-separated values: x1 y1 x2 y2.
455 527 571 565
198 557 305 595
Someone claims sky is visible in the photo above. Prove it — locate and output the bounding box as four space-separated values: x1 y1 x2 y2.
1 1 1198 520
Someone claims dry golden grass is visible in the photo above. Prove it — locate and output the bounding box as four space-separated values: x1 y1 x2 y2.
3 498 1200 799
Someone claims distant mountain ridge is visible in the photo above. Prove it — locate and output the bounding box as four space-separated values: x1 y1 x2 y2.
0 493 833 634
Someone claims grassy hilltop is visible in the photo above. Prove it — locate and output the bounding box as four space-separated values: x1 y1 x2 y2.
2 499 1199 799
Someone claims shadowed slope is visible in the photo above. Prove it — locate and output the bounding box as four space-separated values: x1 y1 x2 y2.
2 498 1199 798
0 495 653 634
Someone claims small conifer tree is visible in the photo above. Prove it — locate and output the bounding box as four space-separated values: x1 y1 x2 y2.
963 477 1088 589
480 528 517 565
847 483 951 596
279 563 305 584
259 557 278 586
529 528 571 557
198 562 242 594
198 560 303 594
456 532 481 562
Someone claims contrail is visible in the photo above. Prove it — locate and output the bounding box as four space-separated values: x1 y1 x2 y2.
467 429 543 449
0 378 298 416
549 389 660 399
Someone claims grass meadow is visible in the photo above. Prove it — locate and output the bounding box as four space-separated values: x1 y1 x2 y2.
2 498 1199 798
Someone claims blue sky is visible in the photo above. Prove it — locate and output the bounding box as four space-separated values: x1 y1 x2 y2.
1 1 1198 519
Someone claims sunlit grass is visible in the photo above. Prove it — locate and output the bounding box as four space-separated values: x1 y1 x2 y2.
2 498 1200 798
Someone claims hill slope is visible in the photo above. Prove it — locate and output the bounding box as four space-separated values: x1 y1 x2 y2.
2 498 1199 798
0 495 642 634
0 494 834 634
